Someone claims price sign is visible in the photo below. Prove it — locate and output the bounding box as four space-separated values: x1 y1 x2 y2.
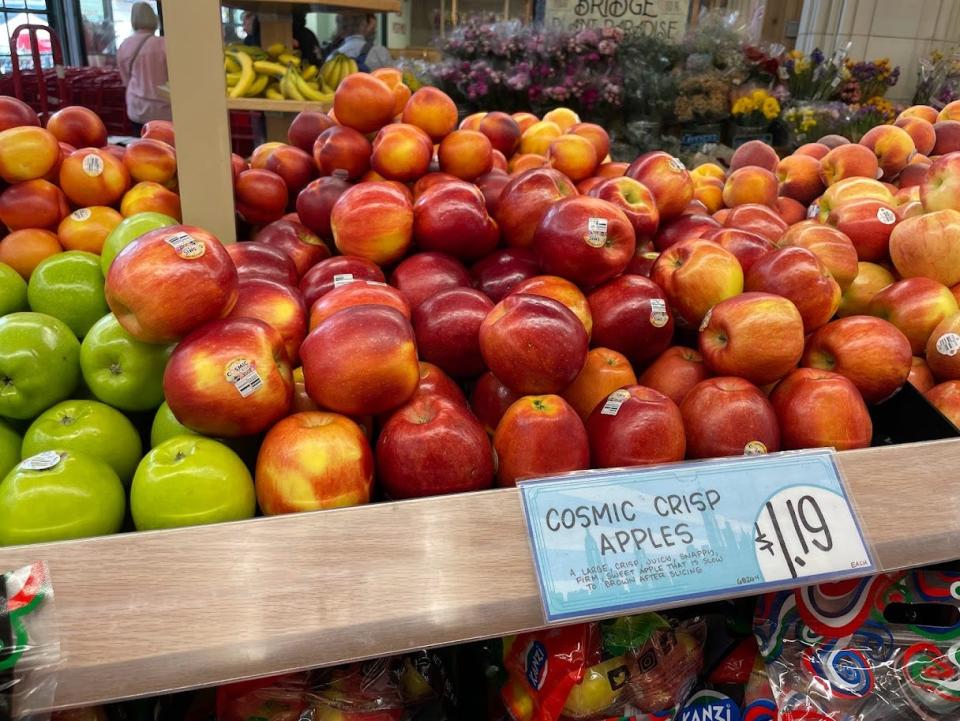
518 450 874 622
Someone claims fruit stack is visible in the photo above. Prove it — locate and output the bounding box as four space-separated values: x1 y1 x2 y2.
3 73 960 547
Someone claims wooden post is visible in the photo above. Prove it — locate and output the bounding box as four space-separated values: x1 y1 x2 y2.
163 0 236 242
504 0 510 20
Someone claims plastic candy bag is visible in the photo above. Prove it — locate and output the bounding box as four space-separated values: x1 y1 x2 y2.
754 568 960 720
1 562 59 721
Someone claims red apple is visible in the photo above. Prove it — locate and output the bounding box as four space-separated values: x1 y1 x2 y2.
494 395 589 486
414 361 468 408
495 167 577 249
588 274 673 366
227 278 307 364
235 168 288 225
586 385 686 467
826 198 898 262
299 255 385 309
475 171 511 216
331 182 413 265
471 371 520 434
626 151 694 221
256 411 372 515
412 287 493 379
470 248 540 302
699 292 805 385
105 225 238 343
377 395 494 498
413 180 500 262
926 381 960 426
390 251 471 309
889 209 960 287
301 305 419 415
163 317 293 437
313 125 371 180
925 311 960 381
479 294 588 394
803 315 912 403
587 176 660 240
0 96 38 131
287 111 336 153
868 277 960 354
704 227 775 273
908 356 936 392
562 347 637 421
680 377 780 458
296 176 350 240
745 247 840 332
638 346 710 405
254 219 331 277
770 368 873 450
263 144 316 197
651 238 744 327
723 203 788 243
533 196 635 288
226 241 299 288
308 279 410 330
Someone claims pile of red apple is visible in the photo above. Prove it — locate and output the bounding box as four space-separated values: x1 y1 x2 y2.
0 98 180 278
7 71 960 544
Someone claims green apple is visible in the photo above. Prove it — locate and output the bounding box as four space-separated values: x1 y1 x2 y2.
150 401 197 447
100 211 177 276
0 261 27 316
131 435 255 530
80 313 169 412
0 450 125 546
0 312 80 420
0 419 20 478
22 399 143 486
27 251 109 338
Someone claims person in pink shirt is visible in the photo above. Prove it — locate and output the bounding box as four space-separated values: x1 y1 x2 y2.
116 2 171 132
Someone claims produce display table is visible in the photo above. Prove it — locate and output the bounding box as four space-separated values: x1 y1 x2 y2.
0 438 956 713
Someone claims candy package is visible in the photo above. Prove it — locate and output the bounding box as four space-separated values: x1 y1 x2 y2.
501 613 706 721
216 650 456 721
1 562 59 721
754 568 960 720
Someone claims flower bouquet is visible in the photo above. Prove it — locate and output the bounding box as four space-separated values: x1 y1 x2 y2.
730 88 781 127
914 49 960 108
844 57 901 101
782 48 847 102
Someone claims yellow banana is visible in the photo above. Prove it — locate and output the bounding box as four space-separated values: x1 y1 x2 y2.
253 60 288 78
245 73 269 97
266 87 285 101
282 67 304 100
227 51 255 98
320 59 338 88
344 57 358 76
224 54 241 73
226 72 240 86
292 67 333 103
279 52 301 68
302 64 318 82
266 42 286 59
226 44 267 60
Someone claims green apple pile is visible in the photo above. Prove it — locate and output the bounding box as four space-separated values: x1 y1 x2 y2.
0 211 256 546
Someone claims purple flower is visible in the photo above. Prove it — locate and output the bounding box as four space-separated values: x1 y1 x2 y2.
811 48 825 65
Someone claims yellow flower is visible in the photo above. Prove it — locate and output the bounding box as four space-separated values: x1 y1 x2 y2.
795 58 812 73
762 97 781 120
801 117 817 132
789 49 804 60
732 97 752 115
751 88 767 102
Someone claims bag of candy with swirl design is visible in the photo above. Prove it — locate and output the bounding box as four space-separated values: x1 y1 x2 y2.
753 568 960 721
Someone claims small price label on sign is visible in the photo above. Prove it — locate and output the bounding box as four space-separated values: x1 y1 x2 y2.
518 450 873 623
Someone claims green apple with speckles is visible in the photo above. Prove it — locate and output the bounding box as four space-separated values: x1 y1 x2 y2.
100 211 177 275
80 313 169 412
150 401 197 447
0 419 20 478
0 450 125 546
0 262 27 316
27 251 109 338
22 399 142 485
0 312 80 420
131 435 255 530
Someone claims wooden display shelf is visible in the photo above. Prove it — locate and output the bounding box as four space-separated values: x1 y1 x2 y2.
2 438 960 713
226 97 331 113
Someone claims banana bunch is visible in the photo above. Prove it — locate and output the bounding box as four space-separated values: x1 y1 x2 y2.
319 53 358 91
224 43 331 103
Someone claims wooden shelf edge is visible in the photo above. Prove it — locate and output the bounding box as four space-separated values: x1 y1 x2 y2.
2 438 960 713
226 97 331 113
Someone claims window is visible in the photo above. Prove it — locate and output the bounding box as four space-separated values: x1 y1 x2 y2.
79 0 158 66
0 0 54 74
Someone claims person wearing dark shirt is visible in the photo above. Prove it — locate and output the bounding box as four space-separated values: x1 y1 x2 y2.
292 9 322 67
